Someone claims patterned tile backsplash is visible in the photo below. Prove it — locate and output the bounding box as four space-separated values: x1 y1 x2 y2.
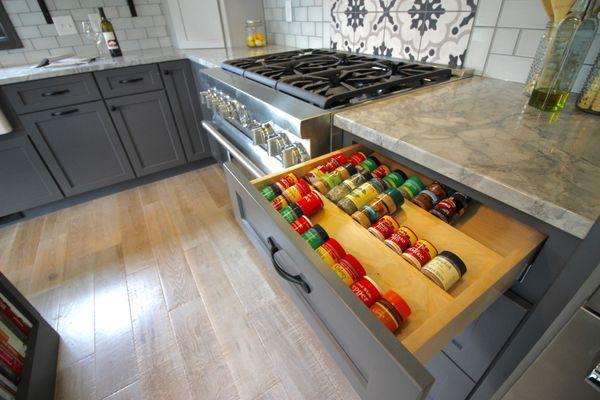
0 0 172 68
329 0 477 67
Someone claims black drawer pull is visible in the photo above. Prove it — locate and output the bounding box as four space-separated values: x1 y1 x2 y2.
268 237 311 294
163 70 171 75
41 89 70 97
118 77 143 84
51 108 78 116
110 106 118 112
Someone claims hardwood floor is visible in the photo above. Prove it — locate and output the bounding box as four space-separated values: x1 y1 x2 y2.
0 165 359 400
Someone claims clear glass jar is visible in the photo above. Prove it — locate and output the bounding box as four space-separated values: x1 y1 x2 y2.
523 22 556 97
246 20 266 48
576 51 600 114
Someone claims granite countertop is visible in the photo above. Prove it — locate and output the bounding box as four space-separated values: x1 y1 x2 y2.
0 45 295 85
334 77 600 239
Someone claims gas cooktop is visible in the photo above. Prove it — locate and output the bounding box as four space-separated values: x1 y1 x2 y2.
222 49 453 109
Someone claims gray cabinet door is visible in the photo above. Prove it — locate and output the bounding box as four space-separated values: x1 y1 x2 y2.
159 60 210 162
0 135 63 216
224 161 434 400
426 352 475 400
21 101 135 196
106 91 186 176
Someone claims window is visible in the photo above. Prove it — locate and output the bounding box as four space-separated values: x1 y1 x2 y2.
0 3 22 50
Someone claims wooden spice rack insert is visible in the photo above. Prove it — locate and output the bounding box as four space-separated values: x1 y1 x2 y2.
252 144 546 362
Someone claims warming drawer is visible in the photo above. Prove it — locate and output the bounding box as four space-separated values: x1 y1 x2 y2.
223 144 545 400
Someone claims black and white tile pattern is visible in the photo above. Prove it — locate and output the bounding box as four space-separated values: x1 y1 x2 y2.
329 0 478 67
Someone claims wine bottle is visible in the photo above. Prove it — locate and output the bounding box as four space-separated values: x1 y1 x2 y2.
99 7 122 57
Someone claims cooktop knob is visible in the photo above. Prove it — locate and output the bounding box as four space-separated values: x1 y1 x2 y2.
281 143 309 168
252 123 274 145
267 132 287 156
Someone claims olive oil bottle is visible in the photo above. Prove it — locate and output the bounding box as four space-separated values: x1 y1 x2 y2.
99 7 122 57
529 0 598 111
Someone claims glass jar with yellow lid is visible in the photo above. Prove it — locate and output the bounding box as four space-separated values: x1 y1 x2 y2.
246 20 266 48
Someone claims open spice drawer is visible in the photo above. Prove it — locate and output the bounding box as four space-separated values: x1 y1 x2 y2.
223 144 546 400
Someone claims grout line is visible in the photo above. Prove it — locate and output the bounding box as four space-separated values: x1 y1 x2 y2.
513 28 523 56
481 0 506 76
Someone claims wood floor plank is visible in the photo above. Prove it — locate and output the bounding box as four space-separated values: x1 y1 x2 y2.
185 241 278 400
143 201 199 310
197 164 230 210
28 286 61 330
54 354 96 400
93 246 139 400
254 383 291 400
2 217 44 293
102 381 142 400
28 232 67 296
169 298 239 400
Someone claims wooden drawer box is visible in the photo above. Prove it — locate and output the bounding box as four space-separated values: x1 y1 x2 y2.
224 144 546 400
3 73 101 114
94 64 163 98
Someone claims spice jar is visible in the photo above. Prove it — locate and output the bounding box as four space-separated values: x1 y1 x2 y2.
412 182 447 211
402 239 438 270
430 193 469 223
314 163 357 194
260 183 282 201
348 152 367 165
274 173 299 191
368 215 400 241
301 224 329 249
279 203 303 223
316 238 346 267
422 251 467 291
382 169 408 189
337 178 386 215
282 180 312 203
350 276 382 307
371 165 391 179
399 177 425 200
384 226 418 254
291 215 313 234
271 195 289 211
357 156 380 172
295 192 324 217
326 171 373 204
325 154 347 170
352 188 404 228
330 254 366 286
370 290 412 332
246 20 266 47
304 165 328 184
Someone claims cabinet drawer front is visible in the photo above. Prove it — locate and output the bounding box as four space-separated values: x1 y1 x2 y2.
106 91 186 176
224 161 434 400
3 74 101 114
0 135 63 216
94 64 163 98
426 352 475 400
21 101 135 196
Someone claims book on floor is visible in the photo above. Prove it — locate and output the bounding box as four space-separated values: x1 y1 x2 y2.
0 373 17 396
0 323 25 358
0 384 15 400
0 293 31 337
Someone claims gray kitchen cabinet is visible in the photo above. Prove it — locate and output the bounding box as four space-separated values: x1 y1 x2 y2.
0 135 63 217
160 60 211 162
21 101 135 196
94 64 163 98
106 91 186 177
426 352 476 400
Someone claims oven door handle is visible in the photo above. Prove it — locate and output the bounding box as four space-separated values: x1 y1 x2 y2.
202 120 264 179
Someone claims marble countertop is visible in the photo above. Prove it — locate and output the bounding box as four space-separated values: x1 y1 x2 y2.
0 45 295 85
334 77 600 239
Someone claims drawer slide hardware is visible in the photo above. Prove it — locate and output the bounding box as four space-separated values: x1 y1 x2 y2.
268 237 311 294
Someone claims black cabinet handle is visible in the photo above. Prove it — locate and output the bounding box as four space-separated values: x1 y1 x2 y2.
41 89 70 97
51 108 78 116
110 106 118 112
118 77 143 84
268 237 311 294
163 70 171 75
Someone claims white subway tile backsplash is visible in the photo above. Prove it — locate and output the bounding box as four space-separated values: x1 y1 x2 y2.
490 28 519 55
301 21 316 35
15 26 41 39
296 35 309 48
32 36 59 50
133 16 155 28
584 34 600 65
54 0 80 11
19 12 46 25
24 49 51 63
285 34 297 46
138 4 161 16
4 1 30 14
139 37 160 49
57 34 84 47
309 35 323 48
126 28 147 39
485 53 531 82
514 29 544 57
294 6 308 21
474 0 501 26
146 26 167 38
38 24 58 36
307 6 322 21
464 26 493 73
0 53 27 67
497 0 548 29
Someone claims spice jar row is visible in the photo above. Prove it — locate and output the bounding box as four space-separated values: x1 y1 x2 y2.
368 217 468 292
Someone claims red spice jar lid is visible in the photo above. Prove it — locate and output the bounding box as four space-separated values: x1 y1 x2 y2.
383 290 412 321
297 192 324 217
324 238 346 260
296 179 312 195
340 254 366 278
332 153 347 165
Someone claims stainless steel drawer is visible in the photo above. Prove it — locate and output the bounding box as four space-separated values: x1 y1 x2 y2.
3 73 101 114
94 64 163 98
223 144 545 400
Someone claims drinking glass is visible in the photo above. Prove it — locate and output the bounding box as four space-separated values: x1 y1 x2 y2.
81 20 103 56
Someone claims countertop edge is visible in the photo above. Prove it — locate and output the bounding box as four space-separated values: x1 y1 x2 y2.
334 113 593 239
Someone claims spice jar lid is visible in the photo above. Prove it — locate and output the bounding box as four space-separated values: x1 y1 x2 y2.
439 250 467 275
341 254 366 278
289 203 303 218
344 162 357 176
312 224 329 243
367 156 381 167
385 188 405 207
270 184 282 197
325 238 346 259
332 153 347 164
452 192 469 210
383 290 412 321
392 169 408 182
296 179 311 194
360 171 373 181
361 276 382 293
299 192 324 216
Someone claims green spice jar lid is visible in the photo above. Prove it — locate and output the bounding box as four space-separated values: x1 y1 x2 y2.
407 176 425 191
439 250 467 275
392 169 408 182
385 188 405 207
312 224 329 242
368 156 381 167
